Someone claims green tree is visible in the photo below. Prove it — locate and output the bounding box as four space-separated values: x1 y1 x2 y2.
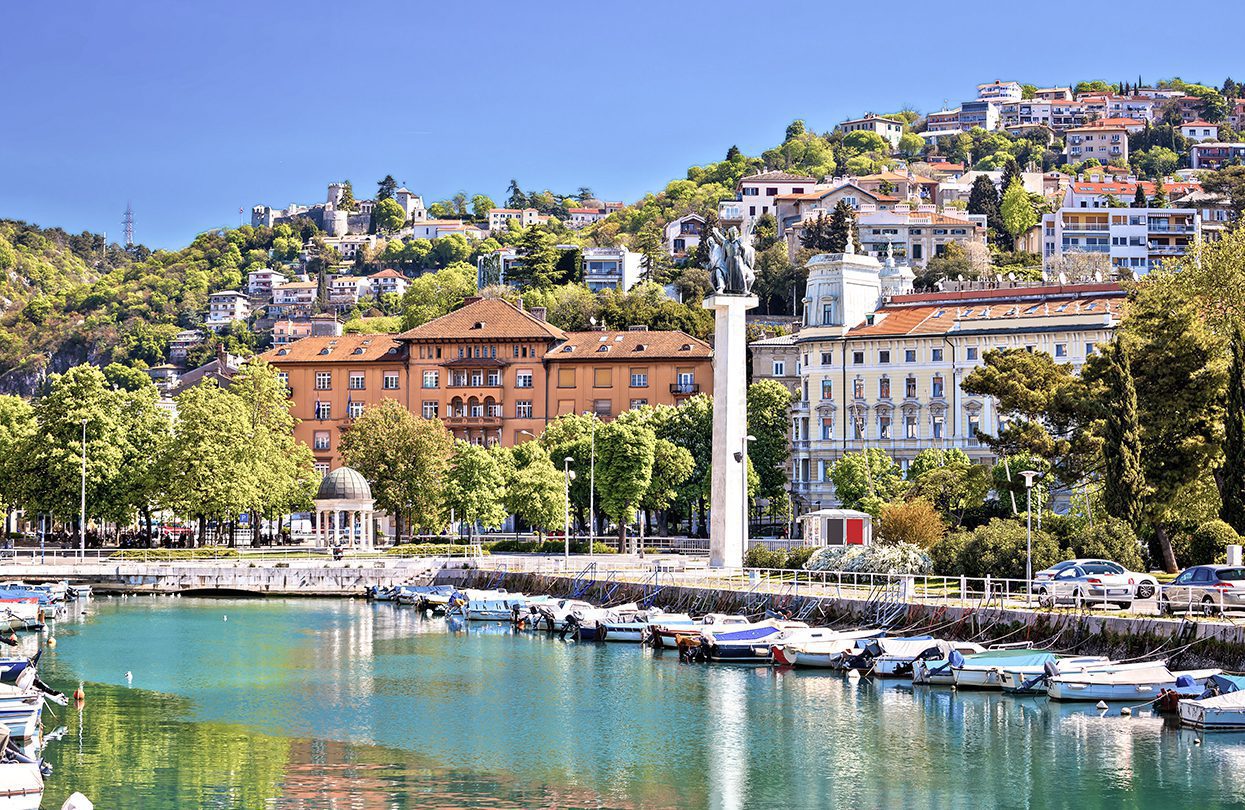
1000 179 1038 245
827 199 861 253
399 262 477 330
1134 147 1180 180
376 175 397 201
830 449 904 513
1102 341 1146 530
373 198 407 232
747 379 794 513
595 420 656 552
799 211 834 252
508 227 561 289
898 132 925 159
967 173 1002 232
634 222 671 283
102 362 152 392
338 181 358 211
1220 326 1245 533
502 441 567 535
1202 166 1245 221
470 194 496 221
1132 184 1148 207
446 441 509 539
340 401 452 538
1188 519 1240 565
0 397 34 518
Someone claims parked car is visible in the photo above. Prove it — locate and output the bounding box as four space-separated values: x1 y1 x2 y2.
1159 565 1245 615
1033 558 1158 599
1033 561 1138 609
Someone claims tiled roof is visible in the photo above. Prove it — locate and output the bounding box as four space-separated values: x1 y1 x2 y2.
550 330 711 360
741 171 818 183
844 287 1126 338
368 269 406 279
275 281 318 289
397 298 567 342
1092 117 1143 127
260 334 406 363
1067 123 1128 132
1183 120 1218 127
858 170 939 184
1071 180 1201 196
926 162 966 171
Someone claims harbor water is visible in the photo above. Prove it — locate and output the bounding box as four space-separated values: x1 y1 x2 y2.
31 597 1245 808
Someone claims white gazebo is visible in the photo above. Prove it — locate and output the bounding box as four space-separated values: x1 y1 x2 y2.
313 467 376 549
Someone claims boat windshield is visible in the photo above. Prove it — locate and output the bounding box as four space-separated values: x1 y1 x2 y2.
1217 568 1245 581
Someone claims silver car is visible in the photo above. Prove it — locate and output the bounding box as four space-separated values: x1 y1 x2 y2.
1159 565 1245 615
1033 558 1158 600
1034 562 1138 609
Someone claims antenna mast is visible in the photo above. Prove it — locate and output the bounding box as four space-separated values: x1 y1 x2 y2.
122 203 134 247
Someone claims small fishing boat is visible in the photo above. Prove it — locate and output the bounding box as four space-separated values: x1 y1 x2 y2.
912 645 1032 686
845 638 988 677
599 610 694 643
0 585 58 608
950 648 1055 690
570 604 640 641
773 631 886 668
1047 663 1221 702
650 614 750 649
999 658 1152 694
0 601 40 632
530 599 597 631
465 594 552 622
1178 675 1245 729
774 629 886 668
700 620 810 662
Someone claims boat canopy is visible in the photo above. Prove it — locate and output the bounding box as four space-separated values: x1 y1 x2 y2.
1187 689 1245 710
950 649 1055 669
1201 673 1245 697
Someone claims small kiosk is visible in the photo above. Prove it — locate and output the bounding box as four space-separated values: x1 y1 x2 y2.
799 508 873 547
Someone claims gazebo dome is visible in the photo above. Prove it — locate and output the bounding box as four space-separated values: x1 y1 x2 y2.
317 467 372 501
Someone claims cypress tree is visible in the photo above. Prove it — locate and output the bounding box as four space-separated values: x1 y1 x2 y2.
967 173 1002 237
1132 184 1147 207
798 211 834 252
1103 341 1146 530
1220 326 1245 533
827 199 861 253
1000 158 1022 192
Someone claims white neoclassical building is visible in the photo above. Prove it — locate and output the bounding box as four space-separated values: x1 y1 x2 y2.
313 467 376 549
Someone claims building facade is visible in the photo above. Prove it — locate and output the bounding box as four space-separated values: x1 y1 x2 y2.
836 115 905 149
206 291 250 330
1042 206 1200 276
262 298 713 471
1065 124 1129 163
1190 142 1245 170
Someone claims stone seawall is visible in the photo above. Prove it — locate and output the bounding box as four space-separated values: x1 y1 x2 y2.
437 566 1245 671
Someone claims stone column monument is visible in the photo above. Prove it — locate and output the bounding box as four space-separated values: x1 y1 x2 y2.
702 225 758 568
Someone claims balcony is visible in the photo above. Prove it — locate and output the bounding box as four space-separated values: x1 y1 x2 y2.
1060 223 1110 232
1062 244 1110 253
443 415 503 429
1148 244 1186 255
1148 224 1195 233
670 383 700 396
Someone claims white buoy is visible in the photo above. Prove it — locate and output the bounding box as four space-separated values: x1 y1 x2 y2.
124 671 132 683
1096 700 1109 711
223 615 227 622
1195 738 1203 745
1120 706 1132 716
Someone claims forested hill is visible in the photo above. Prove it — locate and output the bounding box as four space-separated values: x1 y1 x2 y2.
0 220 250 394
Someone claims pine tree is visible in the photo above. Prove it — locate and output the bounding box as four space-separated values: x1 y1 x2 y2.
967 173 1002 229
1132 184 1147 207
376 175 397 201
798 211 834 252
1103 341 1146 530
1151 181 1169 208
827 199 861 253
1221 326 1245 533
726 145 742 161
1000 158 1022 192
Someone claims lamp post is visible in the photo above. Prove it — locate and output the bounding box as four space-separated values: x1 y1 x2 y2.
1019 470 1040 606
563 458 575 564
79 417 87 558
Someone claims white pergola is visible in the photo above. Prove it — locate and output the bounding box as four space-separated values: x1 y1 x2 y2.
313 467 376 549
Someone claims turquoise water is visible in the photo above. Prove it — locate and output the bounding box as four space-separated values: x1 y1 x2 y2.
26 597 1245 808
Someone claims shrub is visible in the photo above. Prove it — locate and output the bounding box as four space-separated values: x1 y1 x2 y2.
744 547 787 569
957 518 1060 579
878 499 946 548
928 531 970 576
1068 517 1145 571
110 548 240 560
385 544 486 557
804 543 931 574
1187 520 1241 566
784 546 817 570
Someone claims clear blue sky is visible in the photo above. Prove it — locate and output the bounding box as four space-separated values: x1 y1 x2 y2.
3 2 1242 248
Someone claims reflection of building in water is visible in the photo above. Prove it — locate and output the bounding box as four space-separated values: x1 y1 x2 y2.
707 670 748 810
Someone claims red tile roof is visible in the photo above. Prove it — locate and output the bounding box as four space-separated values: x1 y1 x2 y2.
549 330 711 361
1071 180 1201 196
260 335 406 363
397 298 567 342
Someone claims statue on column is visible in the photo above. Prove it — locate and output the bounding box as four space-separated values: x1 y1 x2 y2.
706 223 756 295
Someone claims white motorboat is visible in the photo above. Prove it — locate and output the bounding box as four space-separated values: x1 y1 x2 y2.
531 599 597 631
0 602 39 633
700 620 810 662
849 638 987 677
463 593 551 622
1047 664 1221 702
650 614 750 649
999 658 1153 694
0 697 40 740
772 629 885 668
0 729 44 810
774 634 879 668
599 610 693 643
1178 675 1245 729
568 603 639 641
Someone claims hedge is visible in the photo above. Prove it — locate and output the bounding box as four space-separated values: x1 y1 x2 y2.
385 544 486 557
110 548 240 561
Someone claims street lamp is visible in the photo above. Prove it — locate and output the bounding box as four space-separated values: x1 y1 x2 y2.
1019 470 1040 605
79 418 87 558
563 458 576 563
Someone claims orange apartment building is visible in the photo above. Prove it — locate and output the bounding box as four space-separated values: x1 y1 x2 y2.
261 298 713 472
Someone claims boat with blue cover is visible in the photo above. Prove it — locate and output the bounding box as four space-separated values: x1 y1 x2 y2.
701 620 810 662
1178 674 1245 729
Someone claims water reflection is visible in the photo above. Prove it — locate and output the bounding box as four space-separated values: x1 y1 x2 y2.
23 597 1245 808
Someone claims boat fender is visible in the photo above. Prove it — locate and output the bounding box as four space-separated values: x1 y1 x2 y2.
73 685 85 702
1120 706 1132 716
1095 700 1109 711
46 637 56 648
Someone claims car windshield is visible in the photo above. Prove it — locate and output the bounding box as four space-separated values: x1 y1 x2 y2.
1050 561 1079 571
1082 564 1116 574
1217 568 1245 581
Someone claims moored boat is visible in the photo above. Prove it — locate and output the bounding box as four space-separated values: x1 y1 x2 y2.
650 614 749 649
1047 663 1221 702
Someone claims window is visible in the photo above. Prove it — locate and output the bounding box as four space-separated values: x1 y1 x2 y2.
905 349 916 363
931 375 945 398
823 304 833 325
558 368 576 388
314 401 331 420
968 415 980 441
852 378 864 399
821 380 832 400
879 377 891 398
630 369 649 387
1054 343 1067 358
879 414 891 439
1086 342 1096 356
383 372 399 390
852 418 863 440
966 347 978 361
852 351 864 365
932 415 945 439
905 414 917 439
486 371 501 386
314 462 331 476
277 371 289 386
931 348 944 362
315 372 332 390
423 370 439 389
630 398 649 409
905 376 917 398
348 401 365 419
514 370 533 389
820 352 831 365
594 368 613 387
469 403 483 418
488 403 503 418
348 372 365 390
516 400 533 419
593 399 612 417
772 360 785 377
471 371 483 386
313 431 330 451
879 350 890 364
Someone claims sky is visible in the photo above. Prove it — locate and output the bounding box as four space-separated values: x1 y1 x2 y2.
3 2 1243 248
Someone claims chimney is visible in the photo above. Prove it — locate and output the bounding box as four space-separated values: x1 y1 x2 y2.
530 306 547 322
215 342 226 367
